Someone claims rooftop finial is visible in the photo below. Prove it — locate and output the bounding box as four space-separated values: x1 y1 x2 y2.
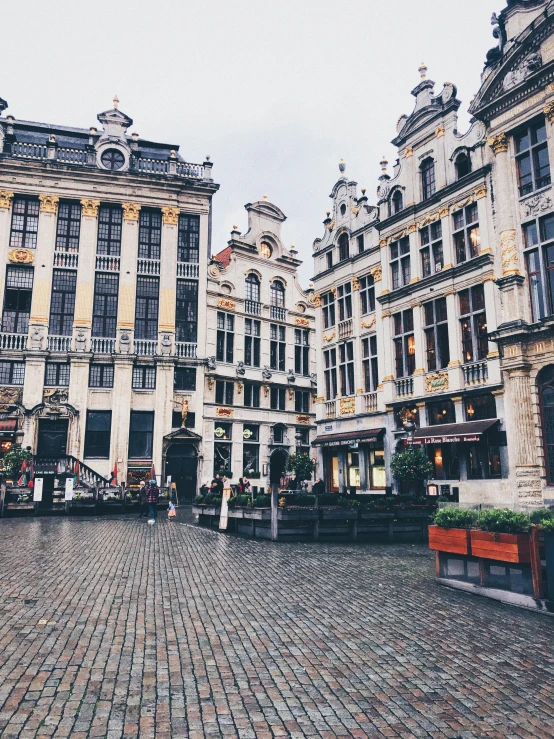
263 194 268 200
113 95 119 109
338 158 346 175
418 62 428 80
380 155 388 174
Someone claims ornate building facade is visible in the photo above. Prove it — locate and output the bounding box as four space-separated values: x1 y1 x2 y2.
312 0 554 507
0 95 217 498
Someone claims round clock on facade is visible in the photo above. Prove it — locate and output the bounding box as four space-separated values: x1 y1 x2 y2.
101 148 125 170
259 242 272 259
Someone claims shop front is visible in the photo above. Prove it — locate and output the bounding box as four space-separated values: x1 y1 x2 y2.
312 428 386 495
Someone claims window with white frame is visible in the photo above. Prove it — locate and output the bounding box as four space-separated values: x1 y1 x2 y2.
515 118 551 197
459 285 488 363
359 274 375 315
322 292 336 328
338 341 355 396
390 236 410 289
324 348 337 400
420 222 444 277
453 203 480 264
423 298 450 371
362 336 378 392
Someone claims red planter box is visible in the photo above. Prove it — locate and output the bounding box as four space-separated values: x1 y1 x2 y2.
428 525 471 555
470 530 531 563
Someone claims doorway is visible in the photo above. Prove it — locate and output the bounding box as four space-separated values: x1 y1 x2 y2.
37 419 68 458
269 448 288 485
165 443 198 503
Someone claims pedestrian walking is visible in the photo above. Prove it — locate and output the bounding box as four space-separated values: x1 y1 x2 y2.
147 478 160 524
138 481 148 518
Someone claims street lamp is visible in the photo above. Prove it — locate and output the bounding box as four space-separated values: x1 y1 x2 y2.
403 419 417 449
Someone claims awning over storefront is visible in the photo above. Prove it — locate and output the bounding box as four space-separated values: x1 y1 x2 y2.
312 428 385 448
0 419 17 437
413 419 498 445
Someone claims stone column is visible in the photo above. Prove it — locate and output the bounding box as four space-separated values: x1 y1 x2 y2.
153 359 174 480
159 208 179 350
446 291 463 392
337 448 348 495
483 276 501 385
28 195 59 350
21 353 48 450
380 312 396 404
411 302 425 397
68 354 91 459
73 199 100 350
0 191 14 302
110 357 134 484
117 204 141 351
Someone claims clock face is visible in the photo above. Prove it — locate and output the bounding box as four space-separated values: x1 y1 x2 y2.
101 148 125 170
259 242 272 259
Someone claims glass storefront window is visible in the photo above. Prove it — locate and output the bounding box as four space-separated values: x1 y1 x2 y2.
427 399 456 425
370 449 386 489
330 453 339 491
465 394 496 421
348 452 360 488
428 443 460 480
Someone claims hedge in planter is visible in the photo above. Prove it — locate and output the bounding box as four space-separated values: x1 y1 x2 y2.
429 508 479 555
471 509 531 563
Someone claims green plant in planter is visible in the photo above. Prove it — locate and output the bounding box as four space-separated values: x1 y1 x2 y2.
194 494 205 505
203 493 222 506
228 494 251 508
390 449 433 483
292 494 316 507
540 518 554 532
2 446 32 478
529 507 554 524
478 508 530 534
252 494 271 508
433 508 479 529
286 454 315 483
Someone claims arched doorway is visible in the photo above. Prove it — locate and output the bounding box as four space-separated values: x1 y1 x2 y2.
269 447 288 485
538 365 554 484
163 428 201 504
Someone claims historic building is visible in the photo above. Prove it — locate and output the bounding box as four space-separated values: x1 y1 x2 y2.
0 95 217 499
311 0 554 507
205 199 316 491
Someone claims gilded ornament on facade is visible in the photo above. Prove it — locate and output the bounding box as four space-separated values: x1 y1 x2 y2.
207 377 215 390
474 185 487 200
339 398 355 415
404 147 413 158
322 331 336 343
425 372 449 393
39 194 59 213
308 293 322 308
351 205 361 215
500 229 519 275
352 276 360 291
8 248 34 264
237 381 243 394
381 310 391 318
361 316 377 330
0 190 14 209
326 218 336 231
379 238 387 249
262 384 270 398
438 206 450 218
215 407 234 418
370 265 382 281
122 203 141 221
217 298 236 311
294 317 310 326
80 198 100 217
315 396 325 403
296 414 311 424
161 206 180 225
435 125 445 138
487 132 509 155
544 101 554 123
0 387 22 406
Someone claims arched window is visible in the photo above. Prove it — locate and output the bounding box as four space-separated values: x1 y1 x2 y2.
338 233 350 262
455 152 471 180
270 280 285 307
245 273 260 303
539 366 554 484
391 189 403 215
272 423 287 444
421 158 436 200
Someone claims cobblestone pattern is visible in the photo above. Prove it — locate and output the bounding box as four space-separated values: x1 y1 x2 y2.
0 513 553 739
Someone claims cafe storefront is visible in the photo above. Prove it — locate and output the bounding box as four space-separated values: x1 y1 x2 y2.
312 428 386 495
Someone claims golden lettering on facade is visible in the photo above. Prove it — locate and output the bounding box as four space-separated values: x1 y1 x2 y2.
122 203 141 221
8 248 34 264
38 194 59 213
80 198 100 217
161 206 180 225
425 372 449 393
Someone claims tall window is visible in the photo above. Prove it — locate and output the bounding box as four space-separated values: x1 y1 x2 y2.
421 158 436 201
455 152 471 180
49 271 77 337
362 336 378 392
515 118 550 197
539 367 554 484
359 275 375 315
0 361 25 385
338 233 350 262
465 393 496 421
84 411 112 459
135 277 159 339
97 206 122 255
420 222 443 277
89 364 114 388
294 329 310 376
175 280 198 342
423 298 450 371
244 318 261 367
129 411 154 459
174 367 196 391
454 203 480 263
393 309 415 378
216 311 234 363
337 283 352 321
244 382 260 408
391 189 403 215
2 266 33 334
357 235 364 254
270 324 286 371
270 280 285 307
324 348 337 400
178 214 200 262
92 273 119 337
214 423 232 476
10 198 39 248
45 362 70 387
391 236 411 289
215 380 234 405
56 202 81 252
322 292 336 329
523 213 554 320
132 366 156 390
138 210 162 260
326 252 333 270
245 274 260 303
428 399 456 425
243 425 260 475
295 390 310 413
270 386 286 410
459 285 487 363
338 342 355 396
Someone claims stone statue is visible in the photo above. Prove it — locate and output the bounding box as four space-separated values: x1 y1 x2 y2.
119 332 130 354
161 334 171 356
76 329 86 352
262 366 272 380
287 369 296 383
236 361 246 376
207 356 216 370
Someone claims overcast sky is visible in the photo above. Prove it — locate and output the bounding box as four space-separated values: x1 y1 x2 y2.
2 0 497 285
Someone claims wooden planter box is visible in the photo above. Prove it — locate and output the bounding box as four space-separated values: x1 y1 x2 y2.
228 508 244 519
396 507 435 520
428 525 471 555
278 508 319 521
320 507 358 521
192 505 221 516
243 508 271 521
470 530 531 563
360 511 394 520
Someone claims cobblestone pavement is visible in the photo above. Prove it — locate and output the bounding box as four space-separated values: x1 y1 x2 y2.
0 513 553 739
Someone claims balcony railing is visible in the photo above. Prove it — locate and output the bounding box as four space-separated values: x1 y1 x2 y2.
96 255 120 272
176 162 204 178
137 158 169 174
245 300 262 316
325 400 337 419
395 377 414 397
135 339 157 356
0 333 27 351
53 252 78 269
48 335 72 352
338 319 353 339
463 360 488 386
91 337 115 354
270 306 287 322
11 142 48 159
57 148 87 164
137 258 160 275
362 392 377 413
176 262 200 279
175 342 197 358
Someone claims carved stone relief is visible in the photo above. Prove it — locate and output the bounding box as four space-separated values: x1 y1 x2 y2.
521 191 553 219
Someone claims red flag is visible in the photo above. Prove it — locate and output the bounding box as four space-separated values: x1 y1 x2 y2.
20 459 27 473
150 462 156 480
111 461 118 485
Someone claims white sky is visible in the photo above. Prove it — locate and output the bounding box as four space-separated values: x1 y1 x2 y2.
2 0 497 285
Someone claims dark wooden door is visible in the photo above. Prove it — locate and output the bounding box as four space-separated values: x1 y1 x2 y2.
165 444 197 503
37 419 68 458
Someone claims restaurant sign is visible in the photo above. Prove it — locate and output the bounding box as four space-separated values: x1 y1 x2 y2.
413 433 481 445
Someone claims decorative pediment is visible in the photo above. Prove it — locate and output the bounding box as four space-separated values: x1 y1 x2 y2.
97 97 133 140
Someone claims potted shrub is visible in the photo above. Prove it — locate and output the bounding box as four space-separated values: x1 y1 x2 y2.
390 448 433 497
286 454 315 488
470 509 531 563
541 517 554 602
2 446 33 479
429 508 479 555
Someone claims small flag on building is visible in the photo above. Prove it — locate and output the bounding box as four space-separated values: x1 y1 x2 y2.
111 461 118 486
